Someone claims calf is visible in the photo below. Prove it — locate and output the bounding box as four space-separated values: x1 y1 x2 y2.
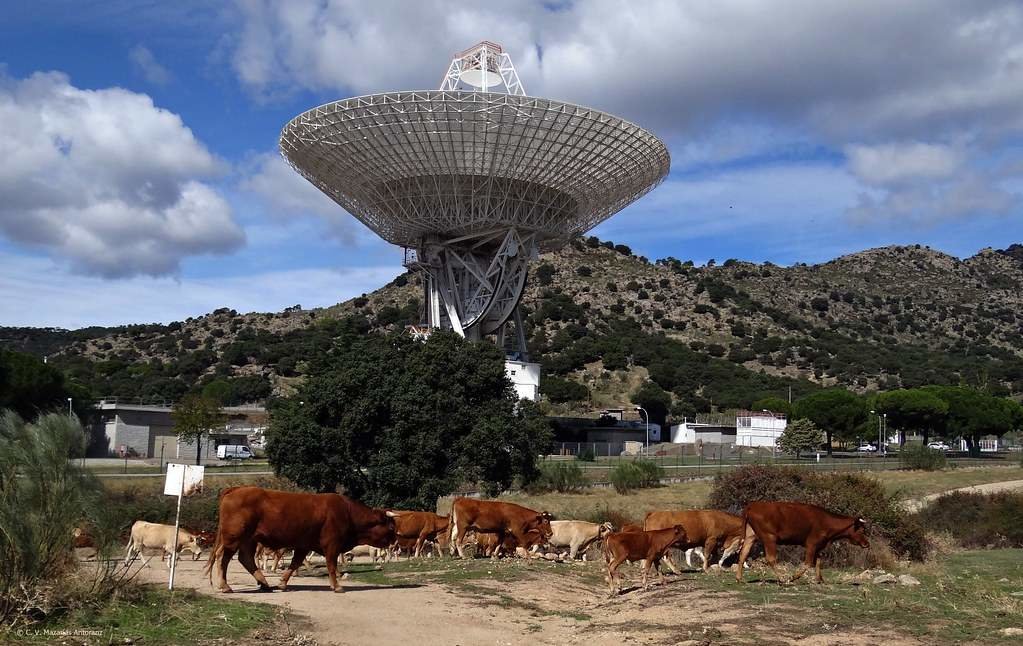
543 520 614 560
644 510 745 573
735 501 869 584
124 521 201 568
603 525 688 597
390 511 450 558
450 498 552 559
343 544 387 563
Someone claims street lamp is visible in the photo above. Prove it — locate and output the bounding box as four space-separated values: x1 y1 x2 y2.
634 406 650 452
882 413 887 454
67 397 73 416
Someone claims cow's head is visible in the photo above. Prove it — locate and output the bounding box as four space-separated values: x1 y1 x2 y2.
844 517 870 548
670 524 688 547
598 522 614 538
531 511 554 540
360 509 398 549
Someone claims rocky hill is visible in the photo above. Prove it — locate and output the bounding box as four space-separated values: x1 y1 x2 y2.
4 239 1022 415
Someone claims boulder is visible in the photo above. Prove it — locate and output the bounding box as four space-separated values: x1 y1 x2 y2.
872 573 897 585
898 575 921 586
999 628 1023 637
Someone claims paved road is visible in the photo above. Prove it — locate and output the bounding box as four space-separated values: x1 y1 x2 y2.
94 470 273 478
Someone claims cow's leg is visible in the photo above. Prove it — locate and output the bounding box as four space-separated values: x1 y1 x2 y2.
763 539 789 583
607 556 626 597
790 542 818 584
236 541 273 591
814 554 824 584
123 539 135 568
735 523 758 583
701 537 719 572
719 537 742 567
684 548 697 569
278 549 309 591
324 548 343 593
216 545 237 593
452 518 470 558
662 549 683 575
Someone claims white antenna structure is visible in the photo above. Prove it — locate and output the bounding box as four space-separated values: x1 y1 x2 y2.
439 40 525 95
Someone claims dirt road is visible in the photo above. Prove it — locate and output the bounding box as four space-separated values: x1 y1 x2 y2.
904 479 1023 511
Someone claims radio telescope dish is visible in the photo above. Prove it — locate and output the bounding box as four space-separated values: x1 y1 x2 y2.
280 41 669 390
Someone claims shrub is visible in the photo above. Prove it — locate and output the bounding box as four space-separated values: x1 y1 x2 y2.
577 446 596 462
708 465 928 562
0 413 130 625
899 444 947 470
575 265 592 277
528 461 587 493
610 459 664 494
917 491 1023 548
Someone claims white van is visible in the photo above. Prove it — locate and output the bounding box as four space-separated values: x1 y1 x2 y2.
217 445 253 460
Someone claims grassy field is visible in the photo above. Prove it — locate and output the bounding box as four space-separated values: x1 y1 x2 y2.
8 586 278 645
88 461 271 475
344 549 1023 644
439 464 1023 521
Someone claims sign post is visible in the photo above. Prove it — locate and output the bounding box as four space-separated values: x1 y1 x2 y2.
163 463 204 590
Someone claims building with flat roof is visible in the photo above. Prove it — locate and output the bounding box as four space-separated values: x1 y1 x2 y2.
736 410 788 448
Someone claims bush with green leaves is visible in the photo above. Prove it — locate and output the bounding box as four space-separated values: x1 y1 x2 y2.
917 491 1023 548
899 443 947 470
577 446 596 462
610 459 664 494
708 464 928 562
777 418 823 459
528 461 587 493
0 412 129 625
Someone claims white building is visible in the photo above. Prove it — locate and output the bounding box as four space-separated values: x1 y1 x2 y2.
670 421 736 445
736 410 788 448
505 359 540 401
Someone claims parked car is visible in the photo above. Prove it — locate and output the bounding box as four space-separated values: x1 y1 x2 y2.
926 441 951 451
856 443 878 452
216 445 253 460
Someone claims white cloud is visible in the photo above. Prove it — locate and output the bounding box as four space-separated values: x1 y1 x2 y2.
845 142 964 187
0 250 403 328
238 153 360 244
129 45 172 85
0 71 244 277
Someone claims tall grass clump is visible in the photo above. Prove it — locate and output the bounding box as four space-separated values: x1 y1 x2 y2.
899 444 947 471
527 461 587 493
610 459 664 494
0 412 130 627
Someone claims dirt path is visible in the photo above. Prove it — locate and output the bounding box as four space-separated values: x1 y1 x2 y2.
135 557 586 645
132 556 925 646
904 479 1023 511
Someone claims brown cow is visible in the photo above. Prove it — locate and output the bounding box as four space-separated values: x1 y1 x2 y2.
644 509 745 573
620 523 644 533
204 486 396 593
450 499 552 559
603 525 688 597
735 501 869 584
390 511 450 558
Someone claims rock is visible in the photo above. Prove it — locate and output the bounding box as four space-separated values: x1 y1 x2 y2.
543 552 559 561
999 628 1023 637
873 574 897 585
849 570 875 584
998 578 1010 582
898 575 921 586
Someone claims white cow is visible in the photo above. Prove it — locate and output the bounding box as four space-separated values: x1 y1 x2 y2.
540 520 614 560
124 521 201 568
343 544 386 563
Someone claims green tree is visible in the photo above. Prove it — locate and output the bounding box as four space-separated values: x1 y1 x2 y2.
631 380 672 430
266 331 552 508
777 418 823 459
172 394 225 465
875 388 948 445
0 350 69 419
923 386 1016 457
751 396 792 417
792 388 866 456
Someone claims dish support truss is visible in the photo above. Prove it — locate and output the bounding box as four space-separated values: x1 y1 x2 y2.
439 41 526 95
406 228 536 359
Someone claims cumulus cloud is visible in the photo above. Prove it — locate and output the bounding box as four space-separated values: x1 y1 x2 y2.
0 71 244 277
845 142 964 187
238 153 361 244
129 45 172 85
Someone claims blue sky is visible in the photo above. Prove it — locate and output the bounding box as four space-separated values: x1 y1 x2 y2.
1 1 1020 328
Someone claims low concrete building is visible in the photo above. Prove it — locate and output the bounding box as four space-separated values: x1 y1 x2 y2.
93 399 262 460
505 359 540 401
669 421 737 445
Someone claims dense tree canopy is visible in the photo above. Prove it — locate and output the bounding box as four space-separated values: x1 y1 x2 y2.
922 386 1021 456
172 394 225 465
792 388 867 455
777 418 823 459
875 388 948 445
0 350 82 419
266 330 552 508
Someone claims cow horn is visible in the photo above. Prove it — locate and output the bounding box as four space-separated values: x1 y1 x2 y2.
385 511 400 518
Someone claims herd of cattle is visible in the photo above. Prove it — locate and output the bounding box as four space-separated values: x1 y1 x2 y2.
85 485 870 597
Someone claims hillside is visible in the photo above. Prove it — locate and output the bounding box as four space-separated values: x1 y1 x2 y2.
4 240 1022 415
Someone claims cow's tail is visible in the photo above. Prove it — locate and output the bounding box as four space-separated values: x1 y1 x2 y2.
202 526 223 585
601 533 612 566
448 503 460 556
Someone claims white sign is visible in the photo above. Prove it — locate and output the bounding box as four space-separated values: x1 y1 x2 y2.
164 463 205 497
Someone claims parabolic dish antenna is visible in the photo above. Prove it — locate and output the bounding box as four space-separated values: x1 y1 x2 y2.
280 41 669 395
